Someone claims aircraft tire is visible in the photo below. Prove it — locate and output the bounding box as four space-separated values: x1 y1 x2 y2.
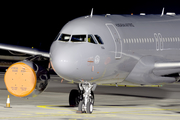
91 91 95 105
69 89 79 107
78 100 85 113
87 101 93 114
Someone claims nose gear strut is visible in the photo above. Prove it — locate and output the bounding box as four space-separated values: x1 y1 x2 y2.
77 81 96 114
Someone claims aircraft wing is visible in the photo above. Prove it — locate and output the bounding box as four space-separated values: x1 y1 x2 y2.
125 56 180 84
0 43 49 58
153 62 180 76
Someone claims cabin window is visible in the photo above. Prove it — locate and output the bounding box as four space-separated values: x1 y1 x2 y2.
152 38 154 42
71 35 86 42
142 38 144 43
165 38 167 42
94 35 104 44
131 39 133 43
88 35 97 44
58 34 71 42
147 38 149 43
137 38 139 43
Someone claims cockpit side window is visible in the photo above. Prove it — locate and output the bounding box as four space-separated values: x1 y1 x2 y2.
54 32 60 41
58 34 71 42
88 35 97 44
94 35 104 44
71 35 86 42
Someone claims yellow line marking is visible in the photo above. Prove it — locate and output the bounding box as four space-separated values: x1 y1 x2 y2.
36 112 47 115
0 114 87 119
36 105 180 117
1 107 180 120
21 113 32 115
37 105 76 112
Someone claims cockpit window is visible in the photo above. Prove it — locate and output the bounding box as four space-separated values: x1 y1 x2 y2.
58 34 71 42
94 35 104 44
54 32 60 41
88 35 97 44
71 35 86 42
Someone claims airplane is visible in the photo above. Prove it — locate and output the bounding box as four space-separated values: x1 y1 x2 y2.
1 10 180 114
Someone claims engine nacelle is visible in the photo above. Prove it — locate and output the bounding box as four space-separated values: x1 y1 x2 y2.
4 60 50 98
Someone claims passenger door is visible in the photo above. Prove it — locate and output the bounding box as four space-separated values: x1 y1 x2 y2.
106 23 122 59
154 33 163 51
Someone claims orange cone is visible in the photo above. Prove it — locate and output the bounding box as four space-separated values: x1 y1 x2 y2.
5 95 11 108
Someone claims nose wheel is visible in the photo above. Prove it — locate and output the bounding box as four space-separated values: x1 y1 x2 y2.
78 100 93 114
77 81 96 114
87 101 93 113
69 89 80 107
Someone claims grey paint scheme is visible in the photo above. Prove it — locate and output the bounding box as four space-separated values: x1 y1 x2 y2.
50 14 180 85
1 14 180 86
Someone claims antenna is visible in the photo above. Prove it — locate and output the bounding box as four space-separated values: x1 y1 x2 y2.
90 8 93 18
161 7 165 17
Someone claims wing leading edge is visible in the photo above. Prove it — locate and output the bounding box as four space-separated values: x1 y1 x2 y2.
0 43 49 58
153 62 180 76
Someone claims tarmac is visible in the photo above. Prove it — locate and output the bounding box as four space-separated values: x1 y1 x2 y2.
0 72 180 120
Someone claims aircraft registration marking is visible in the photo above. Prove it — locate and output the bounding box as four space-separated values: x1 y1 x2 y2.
115 23 134 27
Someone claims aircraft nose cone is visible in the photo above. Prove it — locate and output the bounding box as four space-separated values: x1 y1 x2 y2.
50 43 80 79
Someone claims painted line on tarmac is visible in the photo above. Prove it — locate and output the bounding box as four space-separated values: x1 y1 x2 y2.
0 114 92 119
36 105 180 117
37 105 77 112
38 104 180 111
1 105 180 119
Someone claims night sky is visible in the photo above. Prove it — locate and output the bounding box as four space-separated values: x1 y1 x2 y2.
2 1 180 51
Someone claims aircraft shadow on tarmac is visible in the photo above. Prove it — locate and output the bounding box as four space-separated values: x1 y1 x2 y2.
158 104 180 107
53 105 76 108
95 104 140 107
99 93 164 99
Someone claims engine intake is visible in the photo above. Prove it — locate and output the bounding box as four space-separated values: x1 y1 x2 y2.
4 60 49 98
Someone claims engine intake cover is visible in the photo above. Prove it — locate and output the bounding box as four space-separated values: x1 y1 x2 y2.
4 62 37 97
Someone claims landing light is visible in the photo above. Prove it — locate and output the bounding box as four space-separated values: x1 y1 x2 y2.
105 14 111 17
140 13 146 15
166 12 176 16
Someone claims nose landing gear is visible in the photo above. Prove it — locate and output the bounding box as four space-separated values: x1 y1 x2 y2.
69 81 96 114
77 82 96 114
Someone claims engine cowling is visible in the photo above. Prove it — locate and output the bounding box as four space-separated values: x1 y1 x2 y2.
4 60 50 98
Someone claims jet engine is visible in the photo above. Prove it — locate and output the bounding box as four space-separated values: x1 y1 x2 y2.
4 59 50 98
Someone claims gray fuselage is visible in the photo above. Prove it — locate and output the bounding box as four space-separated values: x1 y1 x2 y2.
50 14 180 86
